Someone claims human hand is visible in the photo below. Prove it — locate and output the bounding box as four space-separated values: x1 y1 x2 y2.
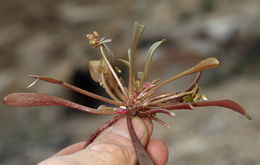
38 117 168 165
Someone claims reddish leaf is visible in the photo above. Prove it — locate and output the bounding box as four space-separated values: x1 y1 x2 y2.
4 93 116 115
192 99 251 120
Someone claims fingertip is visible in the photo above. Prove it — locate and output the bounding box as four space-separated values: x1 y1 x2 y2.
146 139 169 165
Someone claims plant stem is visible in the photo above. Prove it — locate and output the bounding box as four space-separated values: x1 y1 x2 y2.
126 114 153 165
100 46 128 99
84 114 123 148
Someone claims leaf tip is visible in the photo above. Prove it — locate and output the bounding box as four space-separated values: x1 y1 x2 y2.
206 57 220 68
3 95 9 105
3 93 18 106
134 21 145 28
246 114 252 120
170 112 176 117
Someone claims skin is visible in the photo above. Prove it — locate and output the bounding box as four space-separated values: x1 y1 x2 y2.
38 117 169 165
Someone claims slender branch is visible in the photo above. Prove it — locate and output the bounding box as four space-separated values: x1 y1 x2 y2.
162 103 194 110
28 75 124 106
114 85 127 102
101 70 121 102
184 71 202 92
103 43 116 67
100 46 128 99
146 91 193 106
138 109 176 117
84 114 123 148
143 92 176 104
150 117 169 128
136 82 157 100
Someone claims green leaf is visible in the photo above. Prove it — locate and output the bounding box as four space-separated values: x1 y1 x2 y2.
129 22 145 95
142 39 166 85
151 58 220 93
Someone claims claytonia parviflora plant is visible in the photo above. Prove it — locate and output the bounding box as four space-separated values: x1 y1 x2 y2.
4 22 251 165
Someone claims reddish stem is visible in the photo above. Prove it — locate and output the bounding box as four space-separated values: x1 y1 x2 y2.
184 71 202 92
126 114 153 165
151 117 169 128
84 114 123 148
163 103 194 110
138 109 175 117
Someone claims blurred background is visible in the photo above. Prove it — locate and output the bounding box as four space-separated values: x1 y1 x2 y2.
0 0 260 164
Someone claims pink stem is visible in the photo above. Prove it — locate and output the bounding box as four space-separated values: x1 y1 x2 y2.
150 117 169 128
138 109 175 117
163 103 194 110
184 71 202 92
84 114 123 148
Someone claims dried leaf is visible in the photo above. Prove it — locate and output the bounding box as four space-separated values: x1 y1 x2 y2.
89 59 106 83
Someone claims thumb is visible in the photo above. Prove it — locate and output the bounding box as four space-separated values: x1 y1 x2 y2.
88 116 153 165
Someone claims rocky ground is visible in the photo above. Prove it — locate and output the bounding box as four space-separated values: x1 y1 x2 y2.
0 0 260 164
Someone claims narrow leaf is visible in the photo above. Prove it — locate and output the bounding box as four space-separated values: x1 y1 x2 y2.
192 99 251 120
4 93 116 115
150 58 219 93
28 75 123 106
142 39 166 86
129 22 145 96
29 75 63 84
